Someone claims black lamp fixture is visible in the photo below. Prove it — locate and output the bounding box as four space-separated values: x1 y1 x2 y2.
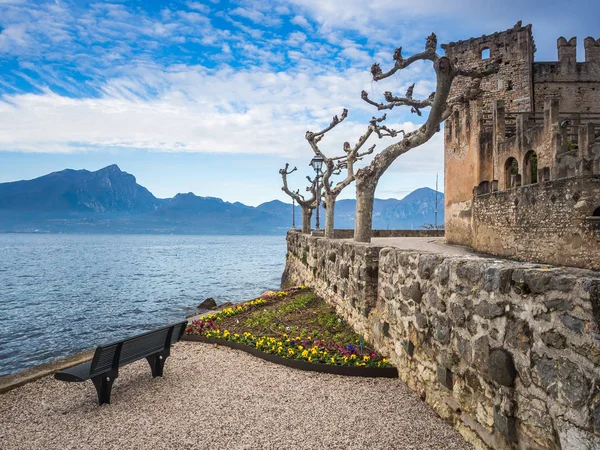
309 154 324 172
309 155 324 230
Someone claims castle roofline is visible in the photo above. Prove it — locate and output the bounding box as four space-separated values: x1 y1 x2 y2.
441 21 534 52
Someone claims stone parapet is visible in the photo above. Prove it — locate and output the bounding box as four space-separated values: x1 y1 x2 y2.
283 230 600 449
472 175 600 270
330 229 445 239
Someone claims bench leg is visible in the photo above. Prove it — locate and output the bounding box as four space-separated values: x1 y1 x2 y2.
92 374 116 405
146 352 168 378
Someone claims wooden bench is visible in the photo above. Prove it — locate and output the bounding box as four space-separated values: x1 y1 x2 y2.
54 321 187 405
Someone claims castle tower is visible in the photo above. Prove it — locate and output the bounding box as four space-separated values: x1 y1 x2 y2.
442 22 536 246
442 23 600 268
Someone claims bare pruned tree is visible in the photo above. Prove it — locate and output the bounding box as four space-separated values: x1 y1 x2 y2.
354 33 500 242
279 163 318 233
305 109 396 238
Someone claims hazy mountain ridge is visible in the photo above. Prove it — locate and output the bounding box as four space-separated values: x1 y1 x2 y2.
0 165 444 234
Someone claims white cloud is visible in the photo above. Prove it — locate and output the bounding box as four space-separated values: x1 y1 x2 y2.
186 1 211 14
0 0 448 189
290 14 312 31
0 23 28 52
0 60 438 162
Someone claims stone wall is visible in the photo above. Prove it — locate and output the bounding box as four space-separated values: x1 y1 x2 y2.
472 176 600 271
282 230 600 450
533 38 600 112
331 229 445 239
441 22 535 114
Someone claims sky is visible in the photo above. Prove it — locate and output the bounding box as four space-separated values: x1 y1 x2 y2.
0 0 599 205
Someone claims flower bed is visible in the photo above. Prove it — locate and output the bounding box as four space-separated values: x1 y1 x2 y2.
184 287 394 372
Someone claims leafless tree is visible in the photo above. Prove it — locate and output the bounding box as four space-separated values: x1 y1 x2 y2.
279 164 318 233
354 33 500 242
305 109 396 238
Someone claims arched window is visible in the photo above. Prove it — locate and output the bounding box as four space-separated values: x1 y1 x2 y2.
524 151 538 185
504 157 519 189
593 206 600 217
481 48 491 59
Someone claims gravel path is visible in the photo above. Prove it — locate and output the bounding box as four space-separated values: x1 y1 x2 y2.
0 342 472 450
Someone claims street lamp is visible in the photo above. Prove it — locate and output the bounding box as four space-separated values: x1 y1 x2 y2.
309 155 324 230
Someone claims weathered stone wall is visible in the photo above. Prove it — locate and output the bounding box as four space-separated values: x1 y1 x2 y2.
283 231 600 450
441 22 535 114
472 176 600 271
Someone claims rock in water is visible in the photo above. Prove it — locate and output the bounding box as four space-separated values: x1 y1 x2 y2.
198 298 217 309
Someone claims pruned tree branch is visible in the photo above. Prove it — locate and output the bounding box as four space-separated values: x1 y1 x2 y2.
353 32 501 242
279 163 317 207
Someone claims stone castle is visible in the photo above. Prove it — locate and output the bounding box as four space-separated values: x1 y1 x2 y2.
443 22 600 270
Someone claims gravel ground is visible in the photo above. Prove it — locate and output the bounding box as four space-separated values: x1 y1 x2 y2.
0 342 472 450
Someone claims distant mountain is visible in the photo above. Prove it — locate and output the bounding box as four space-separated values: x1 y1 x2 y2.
0 165 444 234
0 164 161 213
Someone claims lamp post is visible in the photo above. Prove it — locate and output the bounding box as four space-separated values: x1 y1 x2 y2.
309 155 324 231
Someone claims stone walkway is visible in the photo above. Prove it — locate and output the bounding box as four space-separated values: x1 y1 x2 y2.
346 237 480 257
0 342 472 450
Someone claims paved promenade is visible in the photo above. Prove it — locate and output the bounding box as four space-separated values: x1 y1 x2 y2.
1 342 472 449
345 236 480 257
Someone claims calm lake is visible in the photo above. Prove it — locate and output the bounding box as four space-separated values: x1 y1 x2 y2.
0 234 287 376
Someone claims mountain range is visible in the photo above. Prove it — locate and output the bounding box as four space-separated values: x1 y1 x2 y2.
0 165 444 234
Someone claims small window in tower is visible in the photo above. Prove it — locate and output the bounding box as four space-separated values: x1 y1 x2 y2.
481 48 490 60
593 206 600 217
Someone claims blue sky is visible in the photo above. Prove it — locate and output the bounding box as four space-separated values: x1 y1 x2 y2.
0 0 599 205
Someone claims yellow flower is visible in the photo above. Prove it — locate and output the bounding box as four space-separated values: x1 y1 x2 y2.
302 350 309 358
233 333 239 339
288 348 295 356
308 357 312 363
363 355 370 362
350 354 356 360
330 357 335 364
382 358 388 364
298 345 303 350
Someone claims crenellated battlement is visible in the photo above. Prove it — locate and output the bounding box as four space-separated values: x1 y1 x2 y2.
557 36 577 66
584 36 600 62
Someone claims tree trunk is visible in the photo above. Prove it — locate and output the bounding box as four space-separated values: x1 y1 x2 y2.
354 177 377 243
324 195 336 238
301 206 313 234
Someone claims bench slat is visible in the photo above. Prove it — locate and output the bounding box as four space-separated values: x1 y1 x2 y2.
119 329 170 365
90 343 121 377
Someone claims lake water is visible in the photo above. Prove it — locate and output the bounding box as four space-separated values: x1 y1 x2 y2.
0 234 287 376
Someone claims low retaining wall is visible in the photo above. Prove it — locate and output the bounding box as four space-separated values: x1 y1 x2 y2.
331 229 445 239
282 230 600 450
